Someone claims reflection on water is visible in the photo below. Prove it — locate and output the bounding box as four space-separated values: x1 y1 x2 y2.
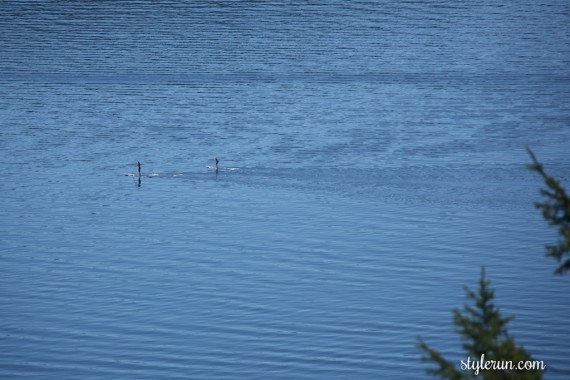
1 1 569 379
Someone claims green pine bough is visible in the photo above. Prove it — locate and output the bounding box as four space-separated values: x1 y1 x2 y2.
418 268 543 379
527 148 570 275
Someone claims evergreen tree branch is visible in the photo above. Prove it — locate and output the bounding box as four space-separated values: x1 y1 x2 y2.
527 147 570 275
418 268 543 379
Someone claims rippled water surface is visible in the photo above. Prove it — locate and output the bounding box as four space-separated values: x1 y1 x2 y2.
1 1 570 379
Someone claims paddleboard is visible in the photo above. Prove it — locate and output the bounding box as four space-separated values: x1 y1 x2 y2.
206 166 240 171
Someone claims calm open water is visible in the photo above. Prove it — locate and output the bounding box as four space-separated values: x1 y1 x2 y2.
1 1 570 379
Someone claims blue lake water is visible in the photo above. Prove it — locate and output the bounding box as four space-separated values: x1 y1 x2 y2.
1 1 570 379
